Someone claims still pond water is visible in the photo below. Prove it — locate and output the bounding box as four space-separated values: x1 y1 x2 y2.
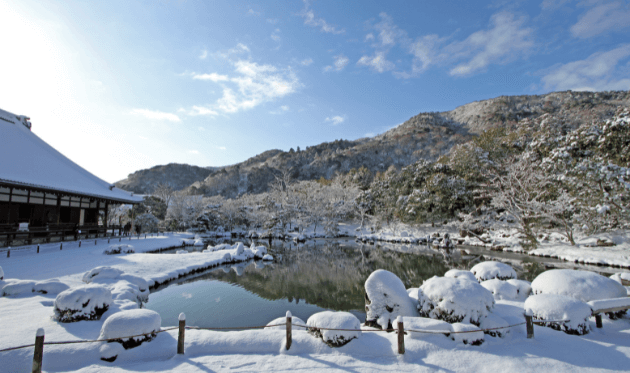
144 239 606 329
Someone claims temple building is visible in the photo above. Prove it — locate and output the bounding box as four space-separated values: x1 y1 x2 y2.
0 107 142 246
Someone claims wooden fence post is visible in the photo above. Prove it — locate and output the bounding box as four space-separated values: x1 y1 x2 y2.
32 328 44 373
108 238 110 244
6 248 9 258
595 314 603 328
94 240 97 246
60 243 62 250
37 245 39 253
79 240 81 248
178 313 186 354
286 311 292 350
397 316 405 354
525 314 534 339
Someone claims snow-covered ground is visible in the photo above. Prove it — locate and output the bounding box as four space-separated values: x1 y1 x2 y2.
1 232 630 372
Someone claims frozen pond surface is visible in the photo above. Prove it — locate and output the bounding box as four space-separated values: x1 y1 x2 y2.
145 238 623 329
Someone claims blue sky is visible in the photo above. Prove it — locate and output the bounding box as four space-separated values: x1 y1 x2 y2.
1 0 629 183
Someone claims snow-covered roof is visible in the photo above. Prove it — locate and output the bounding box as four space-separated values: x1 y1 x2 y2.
0 108 142 204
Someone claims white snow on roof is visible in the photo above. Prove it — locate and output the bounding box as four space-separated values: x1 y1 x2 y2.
0 108 141 203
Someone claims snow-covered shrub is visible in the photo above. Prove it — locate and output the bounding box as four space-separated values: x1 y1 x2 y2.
193 239 204 247
54 285 112 322
444 269 477 282
265 316 307 331
99 309 161 349
133 213 159 233
103 245 135 255
100 343 124 362
418 276 494 325
262 254 273 261
524 294 592 335
450 323 484 345
2 280 36 296
111 281 147 306
402 317 453 340
33 280 69 295
365 270 418 329
470 261 517 282
532 269 627 319
609 272 630 285
506 279 532 301
480 279 518 300
306 311 361 347
82 267 124 284
479 313 510 338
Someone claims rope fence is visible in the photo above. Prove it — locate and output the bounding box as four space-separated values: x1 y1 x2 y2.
1 310 573 373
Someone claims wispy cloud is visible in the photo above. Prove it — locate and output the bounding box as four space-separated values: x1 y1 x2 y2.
324 54 349 72
446 12 534 76
267 18 279 25
571 1 630 38
247 7 260 16
358 13 403 74
188 150 200 155
540 44 630 91
301 58 314 66
325 115 345 125
188 106 219 116
193 73 229 82
270 105 290 115
131 109 181 122
218 146 227 150
300 0 344 34
216 43 250 59
357 51 395 73
199 50 208 60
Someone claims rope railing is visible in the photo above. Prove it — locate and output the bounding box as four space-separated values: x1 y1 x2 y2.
2 311 574 373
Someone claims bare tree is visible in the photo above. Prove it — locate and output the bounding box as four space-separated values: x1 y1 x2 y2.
153 182 175 208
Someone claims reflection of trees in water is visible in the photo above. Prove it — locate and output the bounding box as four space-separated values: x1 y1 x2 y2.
178 240 450 311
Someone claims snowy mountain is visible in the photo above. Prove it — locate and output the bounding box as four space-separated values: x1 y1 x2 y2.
114 163 213 194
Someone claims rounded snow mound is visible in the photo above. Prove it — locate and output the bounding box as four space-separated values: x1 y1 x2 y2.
103 244 135 255
33 279 69 295
531 269 627 302
479 313 510 338
365 269 418 329
524 294 592 335
54 285 112 322
450 323 484 345
480 279 518 301
470 261 517 282
262 254 273 261
82 267 124 284
306 311 361 347
506 279 532 301
609 272 630 285
444 269 477 283
2 280 37 296
99 309 161 349
418 276 494 325
402 316 452 340
265 316 307 331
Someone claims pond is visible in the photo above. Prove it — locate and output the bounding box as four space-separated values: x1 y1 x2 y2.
144 239 621 329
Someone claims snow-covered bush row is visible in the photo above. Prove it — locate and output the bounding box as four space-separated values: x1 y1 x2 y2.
531 269 627 302
479 313 510 338
450 323 484 345
402 317 452 340
2 279 68 296
306 311 361 347
444 269 477 283
99 309 161 350
364 270 418 329
82 267 149 306
524 294 592 335
418 276 495 325
103 244 135 255
265 316 307 331
480 279 518 301
470 261 517 282
54 285 112 322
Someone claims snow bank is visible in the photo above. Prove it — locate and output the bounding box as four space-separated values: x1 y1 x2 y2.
402 317 453 340
53 284 112 322
506 279 532 301
480 279 518 301
82 267 124 283
524 294 592 335
444 269 477 282
1 279 37 296
531 269 627 302
364 269 418 329
306 311 361 347
470 261 517 281
99 309 161 349
265 316 307 331
103 244 135 255
450 323 484 345
479 313 510 338
33 279 69 295
418 276 494 325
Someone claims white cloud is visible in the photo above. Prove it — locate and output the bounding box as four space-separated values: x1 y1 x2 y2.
374 13 406 47
189 106 219 116
267 18 279 25
325 115 345 125
357 51 395 73
193 73 229 82
541 44 630 91
188 150 200 155
571 1 630 38
198 127 205 131
199 50 208 59
365 33 374 42
324 54 350 72
405 34 448 76
247 7 260 16
301 58 314 66
131 109 181 122
446 12 534 76
540 0 570 10
217 43 250 59
271 28 281 42
270 105 290 114
218 146 227 150
300 0 344 34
